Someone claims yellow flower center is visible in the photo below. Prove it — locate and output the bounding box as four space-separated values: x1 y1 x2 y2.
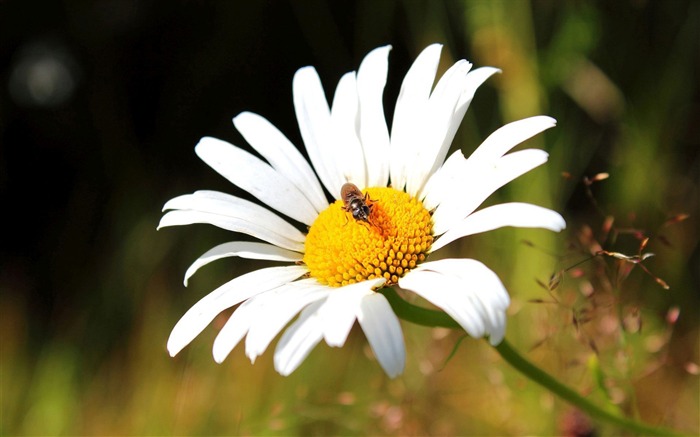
304 187 434 287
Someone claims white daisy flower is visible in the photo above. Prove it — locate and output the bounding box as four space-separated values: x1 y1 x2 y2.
159 44 566 378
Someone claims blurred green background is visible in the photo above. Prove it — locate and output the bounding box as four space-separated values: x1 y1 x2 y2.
1 1 698 435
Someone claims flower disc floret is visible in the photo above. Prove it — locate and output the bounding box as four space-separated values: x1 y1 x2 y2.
304 187 433 287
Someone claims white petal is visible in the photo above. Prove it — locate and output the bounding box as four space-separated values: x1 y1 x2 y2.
431 149 550 235
274 300 325 376
356 293 405 378
330 72 367 189
416 258 510 310
195 137 318 225
468 116 557 163
233 112 328 213
390 43 443 191
424 116 555 219
357 45 391 188
167 265 307 357
293 66 343 196
402 258 510 344
318 277 386 347
183 241 303 286
405 60 473 197
420 149 466 211
422 67 500 182
213 282 325 364
245 280 330 363
159 191 305 252
457 67 501 109
431 202 566 252
400 269 486 338
159 210 304 253
489 310 507 346
211 297 257 363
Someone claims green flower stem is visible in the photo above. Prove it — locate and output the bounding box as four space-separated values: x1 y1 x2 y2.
380 287 681 436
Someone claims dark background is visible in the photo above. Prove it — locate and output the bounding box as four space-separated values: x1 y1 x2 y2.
2 1 698 435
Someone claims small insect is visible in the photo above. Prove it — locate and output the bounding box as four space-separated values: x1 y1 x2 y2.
341 182 374 224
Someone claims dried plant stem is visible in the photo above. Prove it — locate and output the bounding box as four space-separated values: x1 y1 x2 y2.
380 287 680 436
